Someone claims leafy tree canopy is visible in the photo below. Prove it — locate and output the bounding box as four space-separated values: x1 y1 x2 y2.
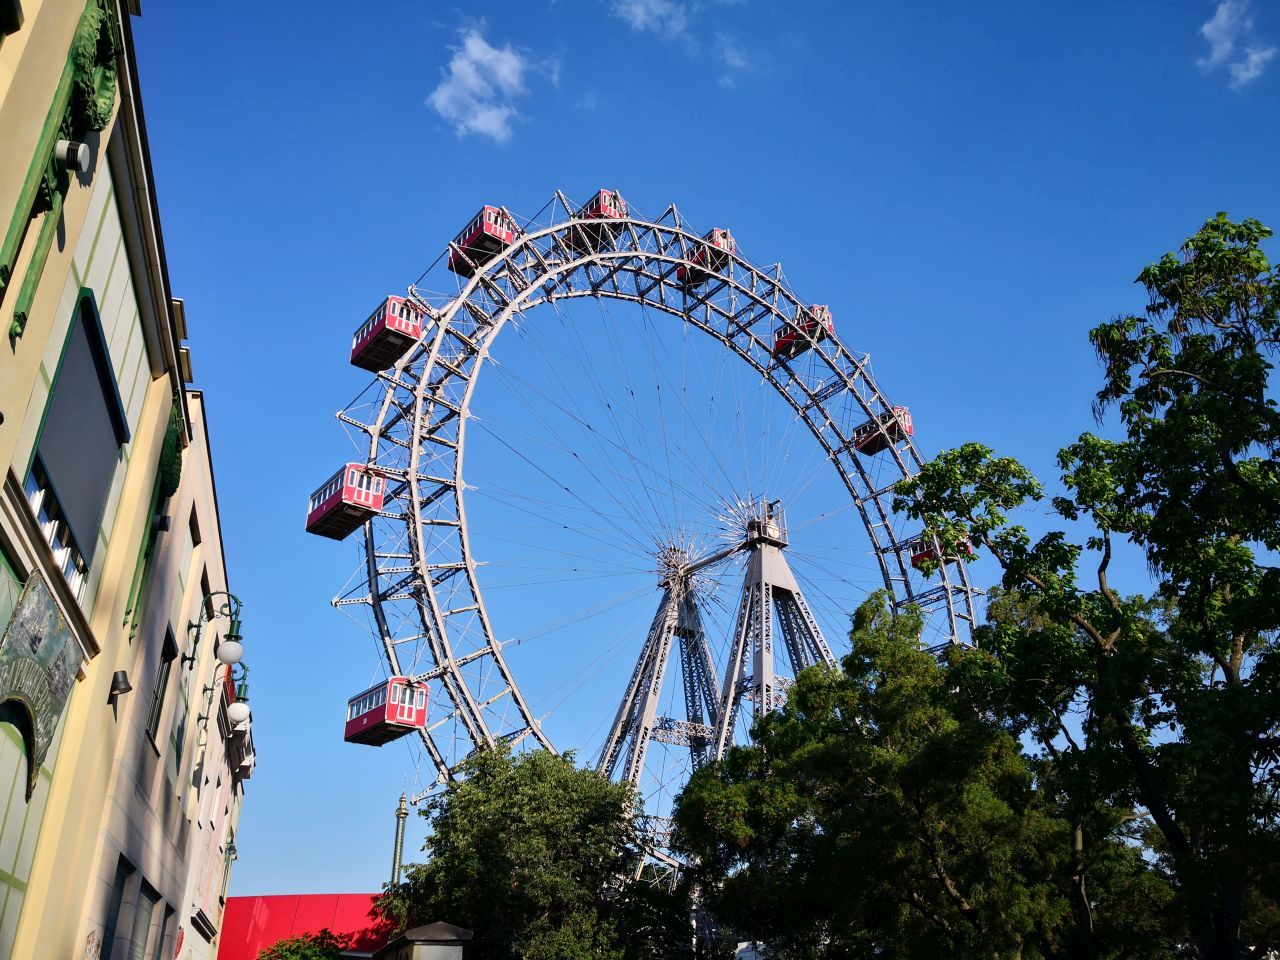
377 747 661 960
891 213 1280 959
675 213 1278 960
257 929 349 960
674 596 1172 959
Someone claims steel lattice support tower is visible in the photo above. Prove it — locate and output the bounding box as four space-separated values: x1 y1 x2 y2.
598 572 720 784
710 505 836 760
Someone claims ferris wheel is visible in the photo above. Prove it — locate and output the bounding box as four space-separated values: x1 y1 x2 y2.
306 190 978 865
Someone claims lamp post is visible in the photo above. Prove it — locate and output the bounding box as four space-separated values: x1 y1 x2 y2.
199 661 251 728
181 590 245 672
186 590 252 729
226 664 251 725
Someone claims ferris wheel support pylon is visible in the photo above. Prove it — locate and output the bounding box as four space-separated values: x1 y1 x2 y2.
709 504 836 760
597 569 719 784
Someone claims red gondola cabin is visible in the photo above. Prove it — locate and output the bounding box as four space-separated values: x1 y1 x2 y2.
305 463 387 540
447 205 521 277
908 534 973 571
568 189 629 252
851 406 914 456
344 677 428 746
773 305 835 360
676 228 735 288
350 296 426 372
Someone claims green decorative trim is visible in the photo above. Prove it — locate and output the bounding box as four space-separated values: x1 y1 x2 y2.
0 865 30 895
11 188 63 335
68 0 117 133
0 59 74 304
122 396 179 638
158 400 183 499
0 536 23 584
3 0 120 339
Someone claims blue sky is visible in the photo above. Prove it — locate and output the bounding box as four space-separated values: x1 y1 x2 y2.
128 1 1279 896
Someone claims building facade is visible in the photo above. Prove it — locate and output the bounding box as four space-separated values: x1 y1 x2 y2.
0 1 254 957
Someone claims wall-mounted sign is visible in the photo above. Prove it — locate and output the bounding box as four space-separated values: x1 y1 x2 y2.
0 573 84 799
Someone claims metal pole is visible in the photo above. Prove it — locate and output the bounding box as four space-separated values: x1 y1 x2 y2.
391 793 408 884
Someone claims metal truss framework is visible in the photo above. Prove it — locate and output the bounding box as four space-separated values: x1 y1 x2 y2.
711 506 837 760
336 192 979 801
600 502 838 796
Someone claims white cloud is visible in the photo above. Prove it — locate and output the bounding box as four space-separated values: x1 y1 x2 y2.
428 30 529 142
713 32 753 87
610 0 688 36
1199 0 1245 68
1197 1 1275 89
715 33 751 71
1229 45 1277 88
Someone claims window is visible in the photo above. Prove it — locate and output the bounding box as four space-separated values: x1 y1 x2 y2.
145 629 177 741
126 881 162 960
101 856 135 960
188 509 201 549
25 460 89 600
201 569 214 621
151 906 175 960
29 291 129 570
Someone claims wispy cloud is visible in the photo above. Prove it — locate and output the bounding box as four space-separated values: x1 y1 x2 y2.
428 29 530 142
1197 1 1275 90
608 1 759 90
714 32 752 87
610 0 688 37
1228 45 1276 87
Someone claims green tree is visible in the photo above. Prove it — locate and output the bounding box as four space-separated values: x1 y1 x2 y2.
674 597 1086 960
376 747 641 960
257 929 349 960
895 213 1280 959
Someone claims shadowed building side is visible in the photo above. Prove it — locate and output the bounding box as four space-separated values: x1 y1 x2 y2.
0 2 254 957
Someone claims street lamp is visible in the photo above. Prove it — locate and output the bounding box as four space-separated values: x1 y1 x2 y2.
182 591 245 671
227 665 251 725
197 661 251 729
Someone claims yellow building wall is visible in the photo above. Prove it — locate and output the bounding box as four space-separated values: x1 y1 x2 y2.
0 3 250 958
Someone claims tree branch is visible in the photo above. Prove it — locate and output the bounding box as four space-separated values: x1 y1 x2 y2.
905 890 954 935
911 797 983 933
978 532 1117 655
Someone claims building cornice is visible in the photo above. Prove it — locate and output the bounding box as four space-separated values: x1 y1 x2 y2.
108 0 189 439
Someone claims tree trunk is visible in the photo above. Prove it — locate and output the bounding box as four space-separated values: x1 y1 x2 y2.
1068 821 1097 960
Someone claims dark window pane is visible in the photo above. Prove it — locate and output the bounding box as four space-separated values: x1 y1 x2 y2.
102 857 135 960
127 882 161 960
150 906 174 960
146 630 178 740
201 569 213 620
36 297 129 561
